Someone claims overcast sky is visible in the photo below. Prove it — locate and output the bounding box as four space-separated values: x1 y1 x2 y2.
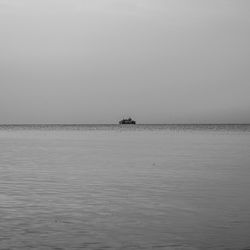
0 0 250 124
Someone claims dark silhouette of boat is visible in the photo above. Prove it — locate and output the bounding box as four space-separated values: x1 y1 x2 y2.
119 117 136 124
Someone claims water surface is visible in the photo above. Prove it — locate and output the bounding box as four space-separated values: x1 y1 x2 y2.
0 124 250 249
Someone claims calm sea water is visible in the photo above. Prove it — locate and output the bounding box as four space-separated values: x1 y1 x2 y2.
0 124 250 250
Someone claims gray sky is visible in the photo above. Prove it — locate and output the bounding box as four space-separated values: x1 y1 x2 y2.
0 0 250 124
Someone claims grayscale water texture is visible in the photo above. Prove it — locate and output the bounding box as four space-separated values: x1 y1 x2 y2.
0 124 250 250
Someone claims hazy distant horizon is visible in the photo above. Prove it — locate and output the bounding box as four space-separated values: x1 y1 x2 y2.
1 122 250 125
1 0 250 124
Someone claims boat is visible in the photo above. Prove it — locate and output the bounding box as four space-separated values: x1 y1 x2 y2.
119 117 136 124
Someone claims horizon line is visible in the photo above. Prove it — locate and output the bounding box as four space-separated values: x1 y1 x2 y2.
0 123 250 126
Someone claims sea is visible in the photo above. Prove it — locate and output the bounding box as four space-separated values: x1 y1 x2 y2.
0 124 250 250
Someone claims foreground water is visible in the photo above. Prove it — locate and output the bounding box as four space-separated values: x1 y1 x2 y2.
0 124 250 250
